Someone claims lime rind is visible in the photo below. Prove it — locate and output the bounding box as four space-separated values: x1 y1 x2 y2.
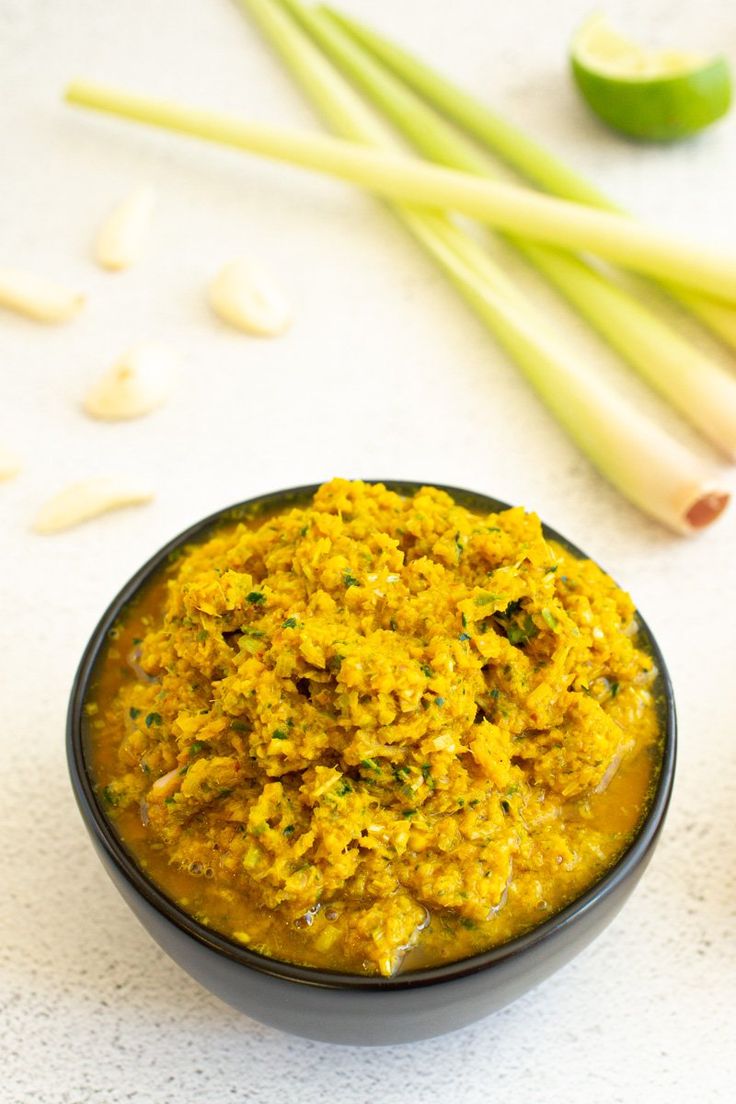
570 14 732 141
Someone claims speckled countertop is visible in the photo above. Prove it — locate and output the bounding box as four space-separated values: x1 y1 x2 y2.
2 0 736 1100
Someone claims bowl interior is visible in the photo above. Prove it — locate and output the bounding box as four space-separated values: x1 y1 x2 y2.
67 480 676 991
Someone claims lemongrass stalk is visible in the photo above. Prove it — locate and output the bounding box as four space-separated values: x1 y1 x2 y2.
662 285 736 350
231 0 539 312
324 7 736 352
275 2 736 459
65 78 736 303
407 213 729 534
230 0 728 533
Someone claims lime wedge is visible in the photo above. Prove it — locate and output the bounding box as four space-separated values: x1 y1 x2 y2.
570 14 732 141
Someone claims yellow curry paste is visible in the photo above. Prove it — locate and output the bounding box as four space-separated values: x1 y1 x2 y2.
87 479 661 976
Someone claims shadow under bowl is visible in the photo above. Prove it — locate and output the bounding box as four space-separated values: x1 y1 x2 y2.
67 481 676 1045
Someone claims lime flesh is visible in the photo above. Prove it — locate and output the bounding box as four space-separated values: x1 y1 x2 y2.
570 15 732 141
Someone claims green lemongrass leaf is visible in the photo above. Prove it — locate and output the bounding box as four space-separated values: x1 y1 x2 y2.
230 0 728 533
65 78 736 302
282 3 736 457
324 6 736 352
323 6 609 205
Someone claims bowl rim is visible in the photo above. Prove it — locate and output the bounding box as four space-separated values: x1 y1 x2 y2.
67 480 677 992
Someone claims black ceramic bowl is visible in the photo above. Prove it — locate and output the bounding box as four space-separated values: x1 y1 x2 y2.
67 482 676 1046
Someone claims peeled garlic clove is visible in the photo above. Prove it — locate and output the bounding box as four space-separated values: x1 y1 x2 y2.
33 478 153 534
0 446 21 481
208 258 291 337
0 268 85 323
83 342 176 420
95 185 156 271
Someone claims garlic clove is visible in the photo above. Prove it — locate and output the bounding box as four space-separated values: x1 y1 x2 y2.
95 185 156 271
208 258 291 337
0 268 85 323
33 477 154 534
83 342 176 421
0 446 21 481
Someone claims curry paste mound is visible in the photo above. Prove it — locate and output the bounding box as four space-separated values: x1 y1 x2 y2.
88 479 661 976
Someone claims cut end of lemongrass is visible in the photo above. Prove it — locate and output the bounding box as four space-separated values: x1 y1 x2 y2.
95 184 156 270
33 477 154 534
0 268 85 323
83 342 177 420
685 490 730 530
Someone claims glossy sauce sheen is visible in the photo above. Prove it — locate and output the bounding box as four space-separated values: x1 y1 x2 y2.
86 481 662 976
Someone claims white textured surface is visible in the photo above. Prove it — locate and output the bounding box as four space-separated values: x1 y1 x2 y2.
2 0 736 1100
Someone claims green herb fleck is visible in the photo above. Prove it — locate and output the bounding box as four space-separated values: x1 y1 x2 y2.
272 729 288 741
282 617 297 629
458 632 471 642
505 614 539 647
283 824 295 837
101 785 118 807
475 594 500 607
610 681 620 698
420 663 433 678
246 591 265 605
541 608 558 630
361 758 380 772
402 808 417 819
145 712 162 728
129 707 140 720
435 697 445 707
343 571 359 589
196 629 209 642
